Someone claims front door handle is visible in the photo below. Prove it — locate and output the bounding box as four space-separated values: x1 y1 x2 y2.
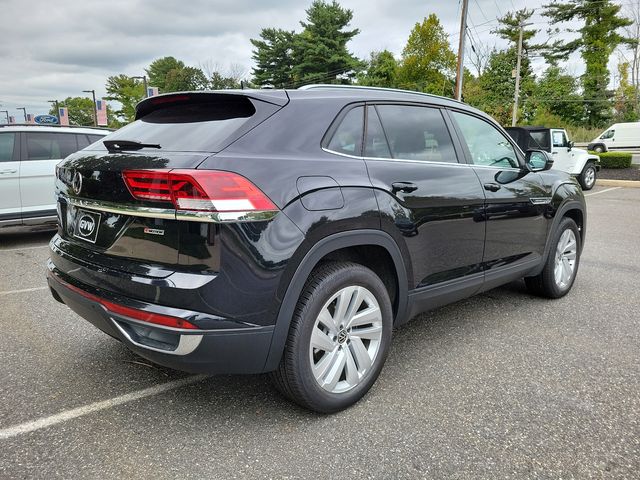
484 183 501 192
391 182 418 194
0 169 17 174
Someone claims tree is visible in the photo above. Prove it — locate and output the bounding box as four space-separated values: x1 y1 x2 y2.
291 0 362 85
396 14 456 96
544 0 634 126
250 28 296 87
163 66 208 91
146 56 185 92
494 8 539 52
531 66 584 125
357 50 398 87
613 61 639 121
104 74 145 125
48 96 98 126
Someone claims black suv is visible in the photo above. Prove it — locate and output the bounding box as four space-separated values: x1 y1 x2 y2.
47 86 586 412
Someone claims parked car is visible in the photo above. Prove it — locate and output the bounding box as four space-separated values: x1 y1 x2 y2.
588 122 640 153
0 125 109 230
47 86 586 412
505 126 600 190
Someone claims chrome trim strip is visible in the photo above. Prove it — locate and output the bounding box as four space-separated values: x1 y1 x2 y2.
112 319 203 356
63 195 278 223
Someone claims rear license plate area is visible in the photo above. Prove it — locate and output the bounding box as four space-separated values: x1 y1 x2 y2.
73 209 101 243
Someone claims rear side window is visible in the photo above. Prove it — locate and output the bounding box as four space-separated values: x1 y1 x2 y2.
375 105 457 163
25 132 77 160
326 106 364 156
93 98 256 152
364 106 391 158
0 133 16 162
76 134 91 149
529 131 550 151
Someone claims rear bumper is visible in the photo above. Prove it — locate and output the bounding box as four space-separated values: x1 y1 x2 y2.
47 261 274 374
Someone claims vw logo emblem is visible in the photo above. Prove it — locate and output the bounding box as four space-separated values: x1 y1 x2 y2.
72 171 83 195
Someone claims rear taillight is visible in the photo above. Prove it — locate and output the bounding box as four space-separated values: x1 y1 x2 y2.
122 169 277 213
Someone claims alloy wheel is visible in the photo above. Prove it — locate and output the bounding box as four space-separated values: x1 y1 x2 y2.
554 229 577 289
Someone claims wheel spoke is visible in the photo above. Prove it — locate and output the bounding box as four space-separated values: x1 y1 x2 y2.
344 347 360 386
564 250 576 261
334 287 356 325
323 349 346 391
311 326 335 352
317 307 338 334
564 239 576 253
350 324 383 340
347 305 381 328
349 337 372 372
343 286 365 326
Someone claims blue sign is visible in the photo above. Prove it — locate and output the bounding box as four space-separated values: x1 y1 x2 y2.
34 114 59 125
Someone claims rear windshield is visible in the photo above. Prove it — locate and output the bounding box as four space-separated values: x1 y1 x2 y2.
89 98 256 153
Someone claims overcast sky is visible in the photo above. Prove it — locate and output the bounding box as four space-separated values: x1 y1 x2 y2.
0 0 630 120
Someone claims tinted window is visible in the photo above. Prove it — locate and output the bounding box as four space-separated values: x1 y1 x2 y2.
25 132 77 160
87 134 104 143
76 134 90 149
364 106 391 158
376 105 457 162
326 106 363 155
451 111 519 168
0 133 16 162
91 98 256 152
529 131 550 151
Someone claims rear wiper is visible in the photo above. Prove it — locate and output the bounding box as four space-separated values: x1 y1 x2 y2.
103 139 161 152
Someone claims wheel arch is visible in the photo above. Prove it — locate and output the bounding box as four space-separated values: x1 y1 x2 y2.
262 229 409 372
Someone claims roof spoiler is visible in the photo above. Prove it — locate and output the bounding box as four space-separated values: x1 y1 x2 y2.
135 90 289 120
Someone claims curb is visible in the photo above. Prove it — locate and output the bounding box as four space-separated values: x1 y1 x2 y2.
597 179 640 188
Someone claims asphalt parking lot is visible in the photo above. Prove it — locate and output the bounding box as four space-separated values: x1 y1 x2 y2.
1 186 638 479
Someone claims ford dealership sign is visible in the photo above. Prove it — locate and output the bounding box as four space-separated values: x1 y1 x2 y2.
34 114 59 125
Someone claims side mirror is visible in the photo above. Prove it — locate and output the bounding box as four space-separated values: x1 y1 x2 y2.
567 140 574 151
526 149 554 172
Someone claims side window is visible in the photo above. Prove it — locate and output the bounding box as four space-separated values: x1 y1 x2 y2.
375 105 457 162
552 131 567 147
450 111 519 168
76 134 90 149
0 133 16 162
87 134 104 144
601 129 614 139
25 132 77 160
326 106 364 156
364 106 391 158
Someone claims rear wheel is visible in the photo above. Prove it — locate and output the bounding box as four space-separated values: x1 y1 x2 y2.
525 217 581 298
271 262 393 413
579 162 597 190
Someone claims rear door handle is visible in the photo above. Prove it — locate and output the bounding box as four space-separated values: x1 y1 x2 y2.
484 183 501 192
0 169 17 174
391 182 418 194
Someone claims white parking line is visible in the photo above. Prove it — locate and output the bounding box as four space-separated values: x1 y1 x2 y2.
0 286 49 296
0 245 50 252
0 374 209 440
584 187 621 197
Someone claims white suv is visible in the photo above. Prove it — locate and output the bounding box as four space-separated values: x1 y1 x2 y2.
0 125 109 230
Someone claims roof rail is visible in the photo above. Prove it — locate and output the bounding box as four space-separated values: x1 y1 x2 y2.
297 84 464 104
0 123 114 131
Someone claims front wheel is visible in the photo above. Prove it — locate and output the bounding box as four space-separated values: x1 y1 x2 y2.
525 217 581 298
579 162 597 190
271 262 393 413
593 145 605 153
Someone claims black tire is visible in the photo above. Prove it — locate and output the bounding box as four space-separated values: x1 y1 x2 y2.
525 217 581 299
579 161 597 190
270 261 393 413
593 144 605 153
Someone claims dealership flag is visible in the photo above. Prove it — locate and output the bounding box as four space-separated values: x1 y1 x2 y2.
26 113 35 124
96 99 108 126
58 107 69 126
8 116 16 124
147 86 159 97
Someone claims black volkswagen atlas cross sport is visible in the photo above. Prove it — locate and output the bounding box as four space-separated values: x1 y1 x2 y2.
47 85 586 412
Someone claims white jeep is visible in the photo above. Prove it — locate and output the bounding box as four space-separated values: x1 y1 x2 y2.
505 126 601 190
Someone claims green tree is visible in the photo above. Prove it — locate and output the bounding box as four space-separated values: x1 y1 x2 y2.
48 96 98 126
104 74 145 125
250 28 296 87
494 8 539 52
145 56 185 92
613 61 639 121
163 66 208 91
357 50 398 87
531 66 584 125
396 14 456 95
292 0 362 85
544 0 633 126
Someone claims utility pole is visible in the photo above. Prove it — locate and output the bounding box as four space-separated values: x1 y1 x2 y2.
48 100 60 123
454 0 470 101
17 107 27 122
132 75 148 98
82 89 97 126
512 22 532 127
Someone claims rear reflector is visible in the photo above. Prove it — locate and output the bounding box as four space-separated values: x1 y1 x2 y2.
123 169 277 213
59 278 198 330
